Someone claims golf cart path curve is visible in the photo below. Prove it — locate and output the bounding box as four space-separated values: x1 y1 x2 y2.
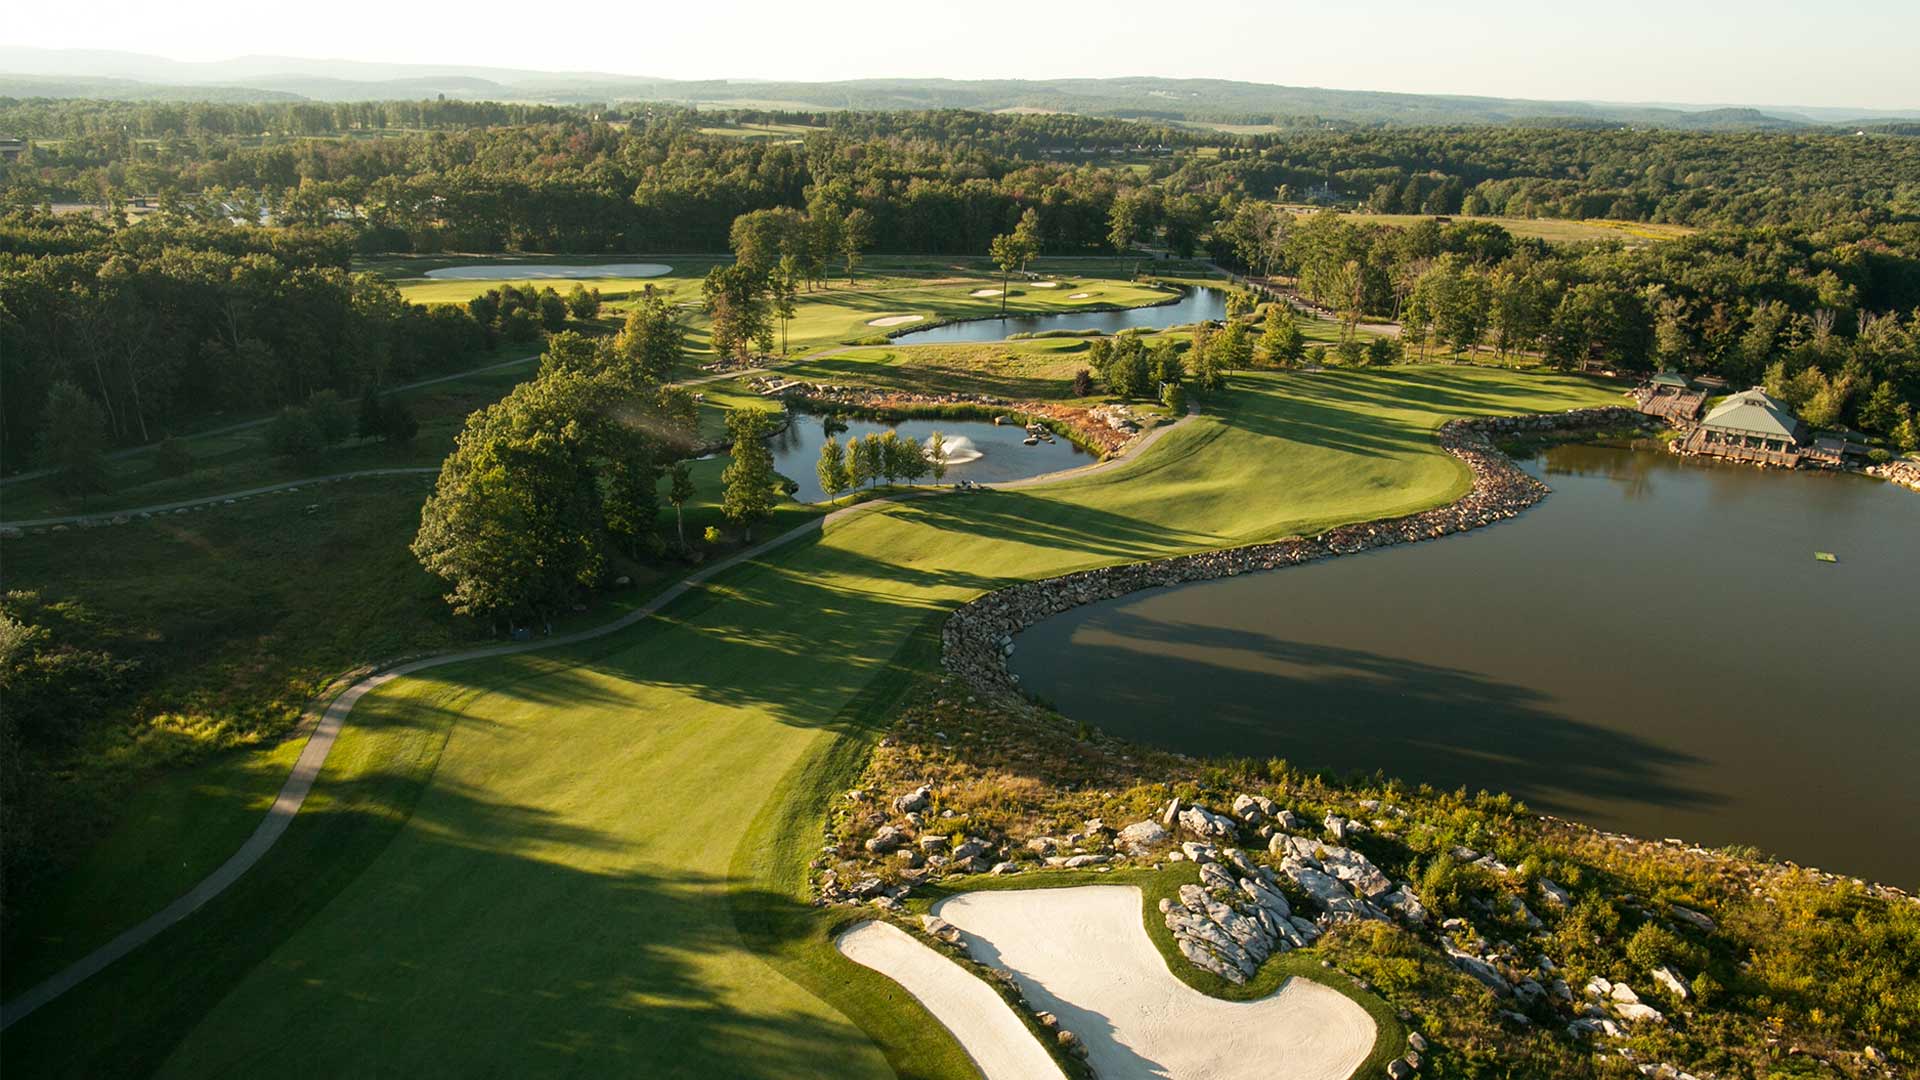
0 409 1190 1030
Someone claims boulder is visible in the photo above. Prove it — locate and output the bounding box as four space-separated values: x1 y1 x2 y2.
918 834 950 854
1324 813 1350 841
1117 820 1168 850
864 825 908 854
1614 1001 1665 1024
950 839 986 861
1061 854 1109 869
893 786 933 814
1669 904 1716 933
1025 836 1059 856
1387 1059 1416 1080
1160 797 1182 827
1180 841 1218 864
1178 805 1237 841
1444 947 1511 996
1652 966 1690 1001
1538 877 1570 908
990 861 1020 875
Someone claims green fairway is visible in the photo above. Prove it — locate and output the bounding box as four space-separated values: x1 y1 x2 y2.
370 251 1194 357
1307 209 1697 247
0 366 1621 1077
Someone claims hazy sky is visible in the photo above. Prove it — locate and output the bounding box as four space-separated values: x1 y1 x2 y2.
11 0 1919 109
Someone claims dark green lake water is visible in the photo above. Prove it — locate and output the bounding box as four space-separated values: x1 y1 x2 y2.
1010 445 1920 887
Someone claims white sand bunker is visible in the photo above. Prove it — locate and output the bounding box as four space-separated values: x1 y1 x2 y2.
424 263 671 280
969 288 1004 297
1068 292 1092 299
837 921 1065 1080
1028 280 1062 288
868 314 926 327
933 886 1376 1080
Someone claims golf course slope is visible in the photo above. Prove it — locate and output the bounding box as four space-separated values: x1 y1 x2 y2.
934 886 1376 1080
0 367 1619 1079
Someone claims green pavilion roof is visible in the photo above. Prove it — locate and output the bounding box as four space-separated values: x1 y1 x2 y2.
1702 388 1803 441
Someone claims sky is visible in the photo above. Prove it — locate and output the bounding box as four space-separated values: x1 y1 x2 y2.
9 0 1920 110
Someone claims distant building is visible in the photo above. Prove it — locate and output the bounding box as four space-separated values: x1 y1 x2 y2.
0 136 26 162
1683 387 1807 466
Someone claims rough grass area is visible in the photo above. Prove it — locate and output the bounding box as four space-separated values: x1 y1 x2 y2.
0 453 819 994
3 366 1622 1077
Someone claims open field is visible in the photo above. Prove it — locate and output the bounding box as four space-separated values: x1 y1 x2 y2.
0 366 1616 1076
0 355 543 522
1294 209 1697 247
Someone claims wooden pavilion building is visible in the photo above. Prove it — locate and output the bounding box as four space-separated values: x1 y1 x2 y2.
1680 387 1807 466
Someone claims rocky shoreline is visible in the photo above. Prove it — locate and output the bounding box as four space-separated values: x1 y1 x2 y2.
941 406 1644 697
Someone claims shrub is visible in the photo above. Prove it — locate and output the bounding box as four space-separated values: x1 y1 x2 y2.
1335 339 1367 366
1072 368 1094 397
306 390 355 446
153 436 194 478
702 525 722 545
1367 336 1404 366
266 407 323 460
1868 448 1892 464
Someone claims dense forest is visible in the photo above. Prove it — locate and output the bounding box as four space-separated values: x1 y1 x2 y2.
3 105 1918 466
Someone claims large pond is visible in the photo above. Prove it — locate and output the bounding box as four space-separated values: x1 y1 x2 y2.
423 263 672 280
769 413 1089 503
1010 444 1920 887
892 287 1228 345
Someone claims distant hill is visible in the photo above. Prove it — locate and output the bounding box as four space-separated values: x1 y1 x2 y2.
2 47 1915 130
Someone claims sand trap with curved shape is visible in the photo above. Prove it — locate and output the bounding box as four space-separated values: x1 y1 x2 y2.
933 886 1376 1080
836 921 1065 1080
868 314 926 327
1028 280 1061 288
969 288 1004 297
424 263 671 280
1068 292 1092 299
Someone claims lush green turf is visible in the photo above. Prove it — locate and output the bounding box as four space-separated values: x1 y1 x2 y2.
1309 209 1697 247
1 354 541 521
0 452 821 995
0 366 1617 1077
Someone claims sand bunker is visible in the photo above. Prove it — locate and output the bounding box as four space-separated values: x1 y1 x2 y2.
969 288 1004 297
424 263 671 280
1068 292 1092 299
932 886 1376 1080
1028 280 1062 288
868 314 926 327
836 922 1065 1080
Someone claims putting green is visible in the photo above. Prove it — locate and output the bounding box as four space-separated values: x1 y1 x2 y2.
23 368 1617 1077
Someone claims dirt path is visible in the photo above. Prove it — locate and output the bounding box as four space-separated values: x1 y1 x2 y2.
0 409 1193 1030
